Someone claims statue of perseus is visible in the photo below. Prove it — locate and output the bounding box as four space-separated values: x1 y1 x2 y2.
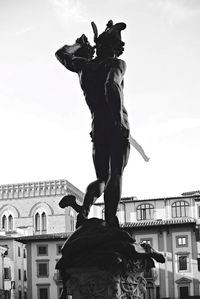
55 22 164 299
55 20 149 228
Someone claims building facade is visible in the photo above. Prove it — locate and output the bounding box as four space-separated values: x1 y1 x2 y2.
17 233 68 299
93 192 200 299
0 237 27 299
0 245 8 298
1 179 200 299
0 179 84 236
0 179 84 299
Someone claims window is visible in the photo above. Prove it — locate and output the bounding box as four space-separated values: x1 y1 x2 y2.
18 269 21 280
4 267 10 280
197 258 200 271
24 270 27 281
23 249 26 258
137 204 154 220
18 247 21 257
24 290 27 299
35 211 47 233
172 201 189 218
37 245 48 256
178 255 188 271
198 206 200 218
8 215 13 230
35 213 40 232
2 215 7 229
144 281 155 299
176 236 188 247
2 214 14 231
56 244 63 255
18 290 22 299
37 261 49 277
37 285 49 299
41 212 47 232
156 286 160 299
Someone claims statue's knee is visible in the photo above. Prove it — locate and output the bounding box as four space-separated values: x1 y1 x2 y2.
111 168 123 177
86 180 105 198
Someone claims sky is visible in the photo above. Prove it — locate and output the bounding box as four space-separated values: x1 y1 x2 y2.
0 0 200 199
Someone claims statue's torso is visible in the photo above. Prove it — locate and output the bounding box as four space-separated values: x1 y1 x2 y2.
78 57 129 142
79 57 115 116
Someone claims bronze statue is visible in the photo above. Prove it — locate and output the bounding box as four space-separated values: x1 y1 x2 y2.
56 20 148 228
55 24 163 299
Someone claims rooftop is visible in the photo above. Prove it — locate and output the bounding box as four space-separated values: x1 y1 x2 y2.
181 190 200 196
94 194 200 205
121 217 196 229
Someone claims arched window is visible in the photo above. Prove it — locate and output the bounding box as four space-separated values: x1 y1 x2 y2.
35 213 40 232
172 201 189 218
8 215 13 231
2 215 7 230
137 204 154 220
41 212 47 232
2 213 14 231
34 211 48 234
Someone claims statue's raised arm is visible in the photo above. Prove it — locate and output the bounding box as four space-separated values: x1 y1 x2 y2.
55 34 94 73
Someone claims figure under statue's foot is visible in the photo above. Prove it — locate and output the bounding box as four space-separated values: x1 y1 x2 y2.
59 195 89 228
59 195 81 211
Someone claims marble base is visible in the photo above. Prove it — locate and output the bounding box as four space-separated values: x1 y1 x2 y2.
64 264 146 299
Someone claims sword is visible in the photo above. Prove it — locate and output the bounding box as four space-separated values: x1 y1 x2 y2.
129 135 150 162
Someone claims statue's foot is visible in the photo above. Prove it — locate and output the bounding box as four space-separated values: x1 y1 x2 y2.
106 216 120 229
59 195 76 209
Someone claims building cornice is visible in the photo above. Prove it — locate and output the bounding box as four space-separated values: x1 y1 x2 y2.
0 179 84 200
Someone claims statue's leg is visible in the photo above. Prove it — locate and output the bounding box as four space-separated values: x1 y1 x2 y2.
76 143 109 228
104 174 122 225
104 140 130 226
76 179 106 227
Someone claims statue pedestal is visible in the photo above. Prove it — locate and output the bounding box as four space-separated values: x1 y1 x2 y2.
64 264 146 299
57 218 165 299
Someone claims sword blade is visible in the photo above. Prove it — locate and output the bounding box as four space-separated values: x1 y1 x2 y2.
129 135 150 162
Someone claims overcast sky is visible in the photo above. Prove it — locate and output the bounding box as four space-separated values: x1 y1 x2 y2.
0 0 200 199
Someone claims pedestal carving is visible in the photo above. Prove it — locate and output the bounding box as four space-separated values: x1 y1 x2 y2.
65 264 147 299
